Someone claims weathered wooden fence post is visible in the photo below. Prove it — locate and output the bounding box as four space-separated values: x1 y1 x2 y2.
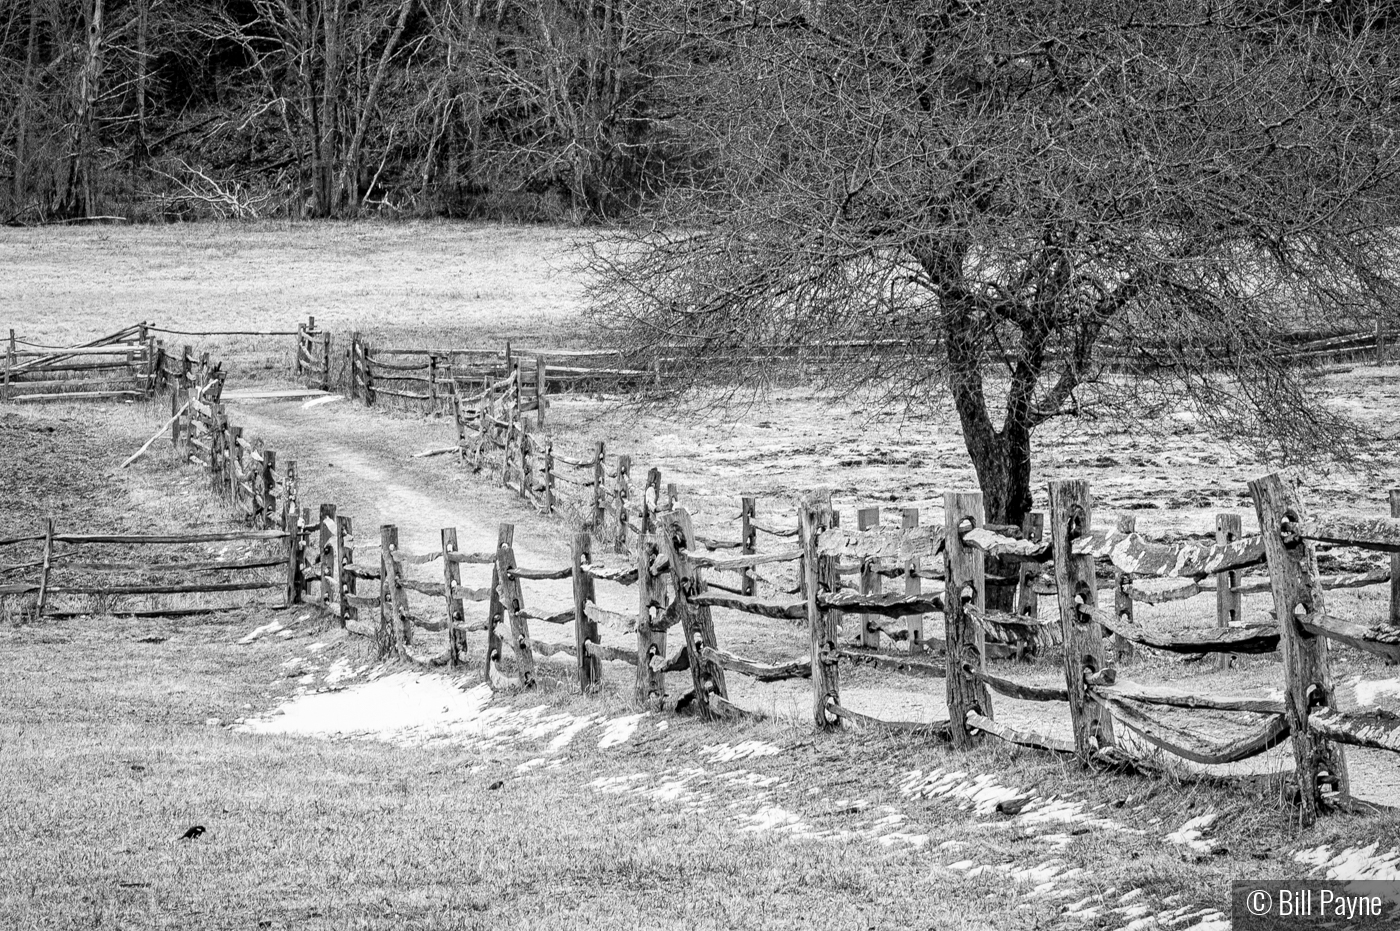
320 330 331 391
427 353 439 414
317 504 337 606
1049 479 1116 760
1249 472 1348 824
542 440 555 515
902 508 924 653
329 512 349 617
944 492 992 748
261 451 278 531
1018 512 1045 648
740 496 757 596
800 493 840 729
378 524 408 659
347 331 359 402
572 533 601 689
662 507 730 719
591 441 606 536
441 527 466 668
536 354 547 427
641 467 662 534
614 455 632 554
3 328 14 401
636 533 666 704
283 463 303 606
496 531 535 687
1390 490 1400 633
35 518 53 618
858 506 882 649
339 516 358 632
1114 515 1137 664
294 320 306 377
485 524 512 685
1216 513 1244 670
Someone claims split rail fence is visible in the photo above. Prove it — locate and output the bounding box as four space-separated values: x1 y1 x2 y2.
5 322 1400 826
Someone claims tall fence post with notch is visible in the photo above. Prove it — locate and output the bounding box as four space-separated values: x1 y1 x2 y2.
614 455 632 554
536 354 547 427
485 524 512 686
1216 513 1243 670
1390 489 1400 634
944 491 992 748
740 496 757 596
800 492 840 729
661 507 729 719
858 506 882 649
591 442 606 537
1249 472 1348 824
1049 479 1115 761
378 524 408 659
318 504 337 607
441 527 466 668
1018 512 1046 650
902 507 924 653
1114 514 1136 664
283 462 302 606
573 533 600 689
636 532 666 704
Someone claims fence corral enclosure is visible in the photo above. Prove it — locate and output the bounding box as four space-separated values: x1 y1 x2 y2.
3 319 1399 828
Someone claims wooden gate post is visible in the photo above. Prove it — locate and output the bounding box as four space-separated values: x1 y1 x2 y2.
1249 472 1348 823
944 492 992 748
347 332 360 402
1048 479 1115 760
441 528 466 668
572 533 601 689
1114 515 1137 664
329 512 349 616
902 508 924 652
261 451 278 531
295 321 306 376
740 496 757 596
661 508 729 719
1216 513 1243 670
542 440 555 515
320 330 331 391
636 533 666 704
858 506 882 649
800 493 841 729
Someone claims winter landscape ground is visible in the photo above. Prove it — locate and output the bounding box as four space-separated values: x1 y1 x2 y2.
1 221 1398 930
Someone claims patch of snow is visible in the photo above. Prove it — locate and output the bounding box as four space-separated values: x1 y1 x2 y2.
699 740 783 763
238 621 284 644
1294 842 1400 880
1165 811 1219 854
598 713 646 748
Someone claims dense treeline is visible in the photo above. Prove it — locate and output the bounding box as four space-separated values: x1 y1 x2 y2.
2 1 1395 224
0 0 699 223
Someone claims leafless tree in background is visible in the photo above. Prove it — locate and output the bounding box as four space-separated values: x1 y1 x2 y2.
587 0 1400 531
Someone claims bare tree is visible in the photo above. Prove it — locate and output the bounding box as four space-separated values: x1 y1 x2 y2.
587 0 1400 529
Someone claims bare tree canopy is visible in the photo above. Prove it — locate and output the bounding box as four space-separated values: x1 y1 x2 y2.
586 0 1400 525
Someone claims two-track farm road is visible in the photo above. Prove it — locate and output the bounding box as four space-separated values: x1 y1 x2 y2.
226 396 561 562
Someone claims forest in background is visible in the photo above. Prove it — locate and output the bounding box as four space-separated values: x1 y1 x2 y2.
0 0 708 223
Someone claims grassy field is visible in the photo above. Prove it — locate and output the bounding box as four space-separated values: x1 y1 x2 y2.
4 224 1400 928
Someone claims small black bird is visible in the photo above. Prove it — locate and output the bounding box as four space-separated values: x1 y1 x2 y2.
487 780 505 791
180 825 206 840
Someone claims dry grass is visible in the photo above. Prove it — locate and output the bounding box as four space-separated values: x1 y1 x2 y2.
5 226 1400 927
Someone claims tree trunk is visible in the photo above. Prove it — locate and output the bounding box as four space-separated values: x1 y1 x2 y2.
12 0 40 212
133 0 148 167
